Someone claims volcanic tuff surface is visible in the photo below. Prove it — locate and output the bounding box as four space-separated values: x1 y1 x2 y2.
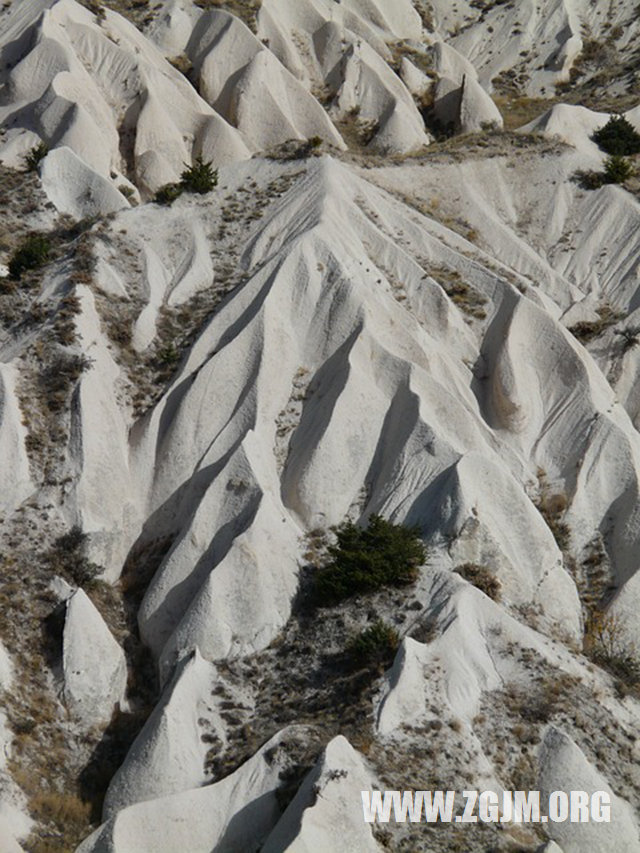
1 0 640 851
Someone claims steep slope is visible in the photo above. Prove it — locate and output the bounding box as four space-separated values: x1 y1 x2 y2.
0 1 640 852
33 147 640 849
0 0 250 192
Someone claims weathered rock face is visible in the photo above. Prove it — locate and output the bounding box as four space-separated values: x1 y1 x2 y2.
102 649 219 818
0 365 33 516
431 42 504 134
0 0 250 192
62 589 127 725
77 727 325 853
539 727 639 853
40 147 133 219
185 10 346 151
262 736 382 853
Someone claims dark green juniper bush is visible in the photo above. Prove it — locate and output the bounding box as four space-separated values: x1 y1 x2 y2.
592 115 640 156
313 515 425 605
8 235 51 279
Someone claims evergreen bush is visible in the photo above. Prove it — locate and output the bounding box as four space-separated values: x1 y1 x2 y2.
313 515 425 605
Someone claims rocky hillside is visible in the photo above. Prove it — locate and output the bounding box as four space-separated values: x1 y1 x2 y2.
0 1 640 851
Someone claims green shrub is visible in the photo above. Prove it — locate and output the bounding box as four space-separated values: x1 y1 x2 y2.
180 157 218 194
24 142 48 172
347 620 400 669
313 515 425 605
156 342 179 366
9 235 51 279
454 563 501 601
154 183 183 205
603 154 633 184
592 115 640 156
153 157 218 204
47 526 101 586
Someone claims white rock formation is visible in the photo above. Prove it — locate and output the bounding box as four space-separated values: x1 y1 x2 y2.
434 0 585 96
538 726 640 852
0 3 639 852
376 576 580 734
431 41 503 134
399 56 432 98
186 11 345 151
0 365 33 515
331 37 432 153
102 649 219 817
0 0 250 191
77 728 314 853
62 589 127 725
262 736 381 853
0 642 32 851
40 147 131 219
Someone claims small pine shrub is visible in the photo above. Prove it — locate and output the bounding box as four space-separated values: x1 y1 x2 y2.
156 342 179 366
592 115 640 156
154 183 183 205
313 515 425 605
603 154 633 184
8 235 51 279
153 157 218 204
24 142 48 172
454 563 502 601
347 620 400 669
180 157 218 194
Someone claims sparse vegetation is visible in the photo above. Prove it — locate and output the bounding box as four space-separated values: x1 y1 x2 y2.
568 304 624 343
266 137 327 161
40 352 93 413
118 184 135 201
575 155 635 189
191 0 261 33
535 469 571 551
585 610 640 696
8 235 51 280
24 142 49 172
167 53 193 77
346 620 400 669
453 563 501 601
429 266 488 319
46 526 102 586
84 1 106 21
493 95 556 130
153 182 183 205
615 326 640 352
312 515 425 606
